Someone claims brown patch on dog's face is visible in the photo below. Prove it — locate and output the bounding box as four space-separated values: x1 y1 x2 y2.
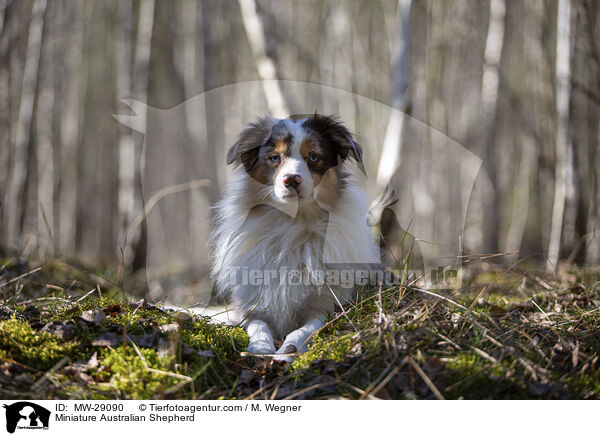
298 131 348 210
301 114 363 163
273 136 291 156
252 125 293 186
299 138 339 186
227 117 275 171
228 119 294 186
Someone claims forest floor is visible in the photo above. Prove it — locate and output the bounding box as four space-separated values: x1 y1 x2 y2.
0 256 599 400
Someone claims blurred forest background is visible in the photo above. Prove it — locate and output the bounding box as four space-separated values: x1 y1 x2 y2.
1 0 599 286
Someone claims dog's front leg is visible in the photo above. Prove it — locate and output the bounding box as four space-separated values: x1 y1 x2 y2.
246 319 276 354
274 317 325 362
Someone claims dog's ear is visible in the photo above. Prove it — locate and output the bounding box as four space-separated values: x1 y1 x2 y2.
227 116 276 167
302 114 363 163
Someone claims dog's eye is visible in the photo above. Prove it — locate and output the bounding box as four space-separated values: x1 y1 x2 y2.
269 155 280 162
309 154 320 162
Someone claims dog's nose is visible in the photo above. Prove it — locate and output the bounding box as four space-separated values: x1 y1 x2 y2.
283 174 302 190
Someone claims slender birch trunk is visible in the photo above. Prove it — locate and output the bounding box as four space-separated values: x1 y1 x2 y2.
238 0 288 118
322 3 355 124
503 137 535 262
376 0 412 188
58 0 83 255
547 0 572 270
36 2 54 256
4 0 47 247
480 0 506 254
116 0 135 268
180 0 212 273
0 0 9 221
588 122 600 264
131 0 154 182
121 0 154 271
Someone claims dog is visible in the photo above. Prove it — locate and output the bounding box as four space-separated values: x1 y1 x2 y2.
210 114 381 361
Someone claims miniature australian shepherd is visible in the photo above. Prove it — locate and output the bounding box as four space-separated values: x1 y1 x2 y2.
210 114 381 362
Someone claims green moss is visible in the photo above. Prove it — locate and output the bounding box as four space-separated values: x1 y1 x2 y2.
0 318 81 369
471 271 524 289
441 352 529 399
103 310 177 336
50 297 125 322
49 298 184 338
292 334 354 371
484 293 527 306
562 370 600 398
181 320 248 361
93 345 181 399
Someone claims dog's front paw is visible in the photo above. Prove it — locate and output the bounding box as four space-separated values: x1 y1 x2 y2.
279 344 298 354
272 343 297 364
246 339 276 354
272 353 294 364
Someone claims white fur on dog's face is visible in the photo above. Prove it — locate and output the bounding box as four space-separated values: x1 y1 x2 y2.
272 119 315 204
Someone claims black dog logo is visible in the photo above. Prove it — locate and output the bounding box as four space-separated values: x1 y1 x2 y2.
2 402 50 433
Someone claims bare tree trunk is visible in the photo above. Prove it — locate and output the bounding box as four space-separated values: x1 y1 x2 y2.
180 0 213 275
502 1 543 262
180 0 201 98
480 0 506 254
547 0 572 270
121 0 154 271
0 0 9 223
503 136 535 262
58 0 83 256
132 0 154 181
588 122 600 264
4 0 47 247
376 0 412 188
318 1 356 123
0 0 6 36
133 0 154 106
201 0 235 191
36 0 54 256
238 0 288 117
116 0 135 268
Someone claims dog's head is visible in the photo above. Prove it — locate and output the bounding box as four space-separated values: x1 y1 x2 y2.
227 114 362 206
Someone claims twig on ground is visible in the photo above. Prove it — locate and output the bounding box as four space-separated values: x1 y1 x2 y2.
282 379 340 400
368 364 403 398
31 356 70 391
76 288 97 303
406 356 445 400
328 286 358 332
359 356 402 400
0 266 42 289
470 346 498 364
127 337 195 398
15 296 76 306
340 381 381 400
243 379 285 400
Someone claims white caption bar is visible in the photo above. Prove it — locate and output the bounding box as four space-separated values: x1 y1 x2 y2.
0 400 595 436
